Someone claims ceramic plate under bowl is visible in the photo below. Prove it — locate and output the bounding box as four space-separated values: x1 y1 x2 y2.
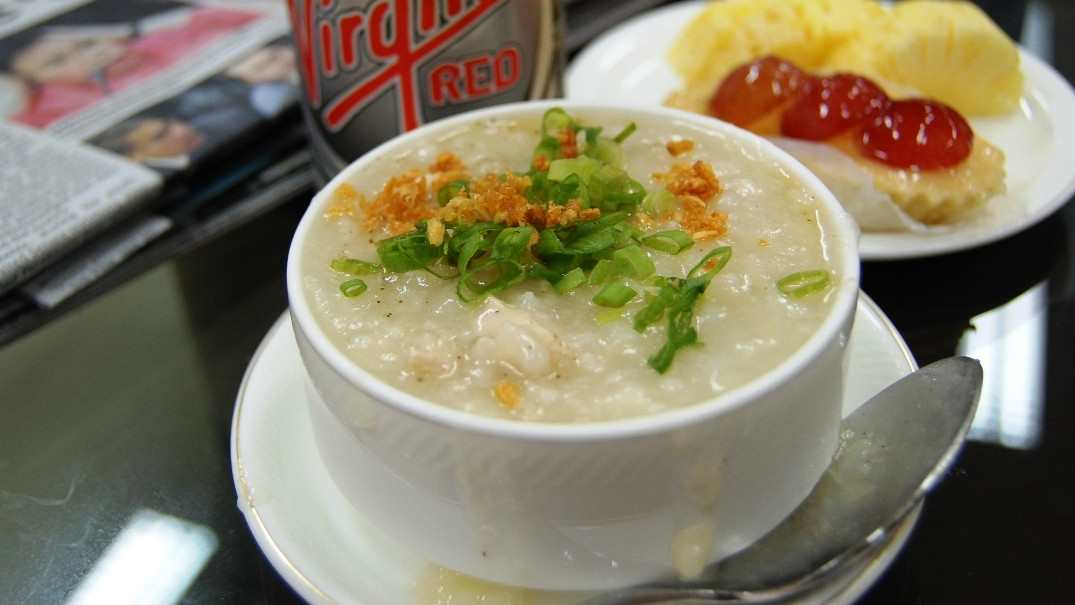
231 295 920 604
565 1 1075 261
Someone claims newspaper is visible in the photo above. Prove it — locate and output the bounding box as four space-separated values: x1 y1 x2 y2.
0 0 296 303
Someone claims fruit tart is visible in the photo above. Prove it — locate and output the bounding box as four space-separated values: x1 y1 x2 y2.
670 55 1006 229
663 0 1022 231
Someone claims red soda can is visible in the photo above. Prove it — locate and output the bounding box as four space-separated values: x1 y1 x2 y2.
286 0 563 181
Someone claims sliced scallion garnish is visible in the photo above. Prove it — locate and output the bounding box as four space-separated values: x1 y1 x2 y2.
339 278 367 298
548 156 602 182
633 285 677 332
612 122 637 143
688 246 732 280
458 259 525 302
554 267 587 294
491 226 534 260
535 229 566 256
330 258 381 275
645 246 733 374
436 180 468 206
541 107 575 137
532 136 560 167
588 258 617 285
584 137 625 168
777 270 831 298
613 245 655 279
641 188 678 216
593 282 637 308
336 107 752 375
377 228 444 273
641 229 693 254
595 306 625 325
581 126 603 147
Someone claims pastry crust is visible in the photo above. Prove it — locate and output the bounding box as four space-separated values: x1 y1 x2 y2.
829 134 1005 224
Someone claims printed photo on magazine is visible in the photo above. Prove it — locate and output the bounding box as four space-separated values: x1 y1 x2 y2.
90 40 298 173
0 0 265 129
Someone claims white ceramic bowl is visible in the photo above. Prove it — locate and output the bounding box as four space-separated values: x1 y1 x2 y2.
286 101 861 591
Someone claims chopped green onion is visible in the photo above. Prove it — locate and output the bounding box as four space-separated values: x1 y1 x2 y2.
455 234 487 275
568 226 621 254
642 229 694 254
581 126 603 146
612 122 637 143
525 168 552 199
647 279 705 373
588 258 617 285
541 107 575 137
535 229 566 255
551 173 587 205
641 188 678 216
633 285 676 332
570 211 630 238
642 245 734 373
339 278 367 298
527 263 564 284
777 270 832 298
587 165 646 211
436 180 469 206
330 258 381 275
688 246 732 280
548 156 602 182
349 108 736 374
492 226 534 261
447 222 500 260
593 283 637 308
554 267 587 294
539 253 581 277
584 137 625 168
457 259 525 302
531 135 560 168
560 212 631 255
377 230 444 273
613 245 655 279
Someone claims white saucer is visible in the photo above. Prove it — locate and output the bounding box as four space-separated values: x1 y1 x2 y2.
231 295 918 604
565 1 1075 261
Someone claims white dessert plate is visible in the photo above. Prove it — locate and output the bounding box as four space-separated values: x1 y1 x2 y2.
231 295 920 604
565 1 1075 261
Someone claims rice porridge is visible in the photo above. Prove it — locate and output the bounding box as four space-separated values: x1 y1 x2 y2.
300 109 846 423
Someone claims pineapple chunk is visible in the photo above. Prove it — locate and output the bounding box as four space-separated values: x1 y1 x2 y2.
839 1 1024 116
667 0 882 97
667 0 1023 117
667 0 811 96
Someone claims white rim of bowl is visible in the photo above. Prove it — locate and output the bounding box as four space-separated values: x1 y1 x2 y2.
286 100 861 442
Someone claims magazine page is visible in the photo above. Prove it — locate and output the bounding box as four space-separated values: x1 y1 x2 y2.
88 37 299 174
0 1 94 39
0 120 160 295
0 0 298 302
0 0 288 139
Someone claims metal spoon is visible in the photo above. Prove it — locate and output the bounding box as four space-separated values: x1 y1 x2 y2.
585 356 983 605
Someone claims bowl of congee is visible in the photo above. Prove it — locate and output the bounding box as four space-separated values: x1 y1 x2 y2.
286 102 860 591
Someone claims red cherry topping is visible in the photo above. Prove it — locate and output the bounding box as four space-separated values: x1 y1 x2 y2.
858 99 974 170
780 74 889 140
708 56 810 127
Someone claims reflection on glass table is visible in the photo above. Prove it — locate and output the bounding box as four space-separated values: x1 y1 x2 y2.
66 509 217 605
959 281 1047 450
